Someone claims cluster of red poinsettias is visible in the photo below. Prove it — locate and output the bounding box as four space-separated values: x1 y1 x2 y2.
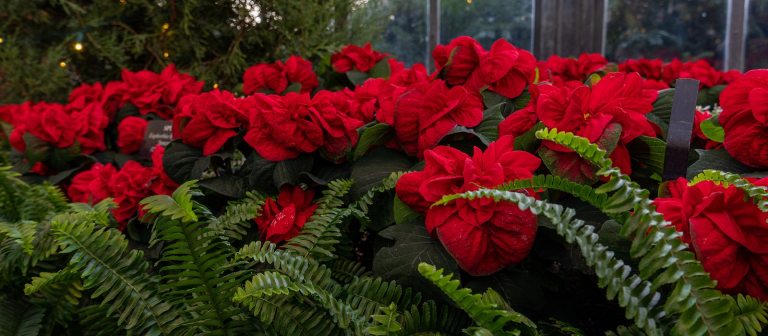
2 36 768 300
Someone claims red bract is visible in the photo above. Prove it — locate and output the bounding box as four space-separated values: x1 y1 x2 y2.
618 58 665 81
378 80 483 158
68 81 126 119
117 116 149 154
110 161 154 230
518 73 658 174
540 53 607 82
173 90 248 156
9 102 80 151
396 136 541 276
348 78 396 123
432 36 485 87
243 93 324 161
68 163 118 204
654 178 768 300
72 103 109 154
243 56 318 95
254 185 318 243
331 43 387 73
719 69 768 168
389 63 429 87
310 91 364 161
478 39 537 98
121 64 203 119
149 145 179 196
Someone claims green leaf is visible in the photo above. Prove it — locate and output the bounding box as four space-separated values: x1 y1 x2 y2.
475 103 505 143
482 91 507 108
350 148 412 199
649 88 674 135
199 176 245 198
353 123 394 160
238 151 277 193
373 222 458 298
627 136 666 176
697 85 725 106
687 148 753 179
22 133 50 164
512 91 531 111
699 117 724 143
346 71 369 86
393 196 420 225
162 140 210 184
273 155 314 189
49 144 81 171
369 58 392 79
513 122 544 152
283 81 302 94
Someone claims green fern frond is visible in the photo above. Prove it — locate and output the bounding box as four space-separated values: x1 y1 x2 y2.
234 271 365 334
78 305 127 336
366 303 403 336
24 268 83 325
67 198 117 228
533 127 747 335
284 179 356 260
140 180 201 223
0 220 37 254
51 217 184 335
208 191 264 241
732 294 768 336
690 170 768 211
399 300 471 335
0 295 45 336
146 188 246 335
418 262 537 336
235 241 334 289
344 276 422 319
496 174 609 209
0 166 29 221
258 300 340 336
0 220 59 282
18 184 69 222
330 259 371 284
354 171 406 215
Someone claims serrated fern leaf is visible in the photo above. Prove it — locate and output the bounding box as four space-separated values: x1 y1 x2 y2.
0 295 45 336
366 303 403 336
208 191 264 241
534 127 747 335
24 268 83 325
690 170 768 211
51 217 183 335
283 179 356 260
330 259 371 284
418 262 536 336
733 294 768 336
235 241 334 289
140 180 200 223
344 276 421 319
399 300 470 335
353 171 407 225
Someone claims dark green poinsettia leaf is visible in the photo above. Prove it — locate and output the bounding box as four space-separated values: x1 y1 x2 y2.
163 140 211 184
627 135 666 176
514 122 544 152
596 220 629 256
368 58 391 79
697 85 725 107
199 176 245 199
539 147 598 185
299 160 350 188
353 123 393 160
466 268 549 316
49 144 82 172
273 155 314 189
393 195 420 225
22 133 50 164
364 191 396 232
283 81 302 94
649 88 674 135
482 90 507 109
474 103 505 143
373 221 458 299
346 70 368 86
238 151 277 194
687 148 753 179
48 156 96 185
350 148 412 199
445 126 492 146
512 90 532 111
699 117 724 143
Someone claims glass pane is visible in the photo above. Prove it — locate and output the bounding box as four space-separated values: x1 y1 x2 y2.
746 0 768 70
606 0 727 69
440 0 533 50
375 0 428 66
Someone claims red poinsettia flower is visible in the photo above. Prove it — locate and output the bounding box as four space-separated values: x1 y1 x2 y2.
68 163 118 204
243 56 318 95
432 36 486 87
67 81 127 119
389 63 429 87
117 116 149 154
506 72 658 175
396 136 541 276
540 53 607 82
110 161 154 230
9 102 80 152
121 64 203 119
377 79 483 158
149 145 179 196
243 93 324 161
310 91 364 161
618 58 665 81
348 78 396 123
718 69 768 168
331 43 387 73
654 178 768 300
255 185 318 243
173 90 249 156
477 39 537 98
72 102 109 154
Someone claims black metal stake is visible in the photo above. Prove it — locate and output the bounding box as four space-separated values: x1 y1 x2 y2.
662 78 700 181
